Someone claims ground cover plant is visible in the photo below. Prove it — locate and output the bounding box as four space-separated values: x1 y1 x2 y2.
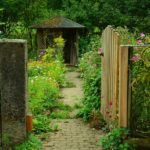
98 128 135 150
15 134 42 150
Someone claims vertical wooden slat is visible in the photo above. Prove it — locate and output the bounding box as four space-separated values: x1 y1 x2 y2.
113 33 119 117
112 30 115 118
109 27 112 114
119 46 129 127
101 31 105 115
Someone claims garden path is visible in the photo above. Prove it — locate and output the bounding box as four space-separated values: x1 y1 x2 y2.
42 69 103 150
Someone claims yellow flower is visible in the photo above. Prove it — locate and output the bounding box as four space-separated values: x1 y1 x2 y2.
54 36 65 48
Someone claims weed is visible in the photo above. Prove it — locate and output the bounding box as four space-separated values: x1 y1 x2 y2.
98 128 135 150
33 115 52 134
50 111 70 119
15 134 42 150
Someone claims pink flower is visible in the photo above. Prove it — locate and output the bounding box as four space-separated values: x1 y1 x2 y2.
98 48 103 55
137 40 142 45
140 32 145 38
131 54 141 62
109 101 113 107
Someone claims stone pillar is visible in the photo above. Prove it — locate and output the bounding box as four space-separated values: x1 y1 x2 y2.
0 39 27 149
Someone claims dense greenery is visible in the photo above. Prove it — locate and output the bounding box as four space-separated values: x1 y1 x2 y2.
16 36 70 149
15 134 42 150
99 128 135 150
130 36 150 136
0 0 149 56
78 35 101 122
0 0 149 32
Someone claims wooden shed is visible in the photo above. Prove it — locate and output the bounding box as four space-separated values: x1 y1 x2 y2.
32 16 85 65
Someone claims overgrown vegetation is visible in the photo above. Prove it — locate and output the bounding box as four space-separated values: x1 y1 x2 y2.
78 35 101 122
15 134 42 150
98 128 135 150
130 35 150 136
16 36 71 149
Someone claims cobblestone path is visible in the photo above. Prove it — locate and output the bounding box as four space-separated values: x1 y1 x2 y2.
43 70 103 150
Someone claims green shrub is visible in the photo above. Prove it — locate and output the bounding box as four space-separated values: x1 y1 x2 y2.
79 34 101 55
16 134 42 150
78 50 101 121
33 115 52 134
130 45 150 133
28 60 66 86
28 76 59 115
98 128 134 150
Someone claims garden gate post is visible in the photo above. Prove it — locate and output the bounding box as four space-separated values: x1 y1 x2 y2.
0 39 27 149
119 46 129 127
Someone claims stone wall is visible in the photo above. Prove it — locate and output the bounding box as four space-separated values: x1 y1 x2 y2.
0 39 27 149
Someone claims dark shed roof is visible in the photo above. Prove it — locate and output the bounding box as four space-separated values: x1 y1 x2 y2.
32 16 85 29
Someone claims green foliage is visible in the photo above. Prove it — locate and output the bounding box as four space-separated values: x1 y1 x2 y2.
50 111 70 119
99 128 134 150
28 61 66 87
78 50 101 121
28 75 59 115
16 134 42 150
61 0 150 32
28 38 67 135
42 36 65 63
33 115 52 134
79 34 101 55
131 46 150 134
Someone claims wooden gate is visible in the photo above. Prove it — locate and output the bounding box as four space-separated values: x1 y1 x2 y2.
101 26 128 127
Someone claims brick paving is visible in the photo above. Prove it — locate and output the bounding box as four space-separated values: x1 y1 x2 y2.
42 70 103 150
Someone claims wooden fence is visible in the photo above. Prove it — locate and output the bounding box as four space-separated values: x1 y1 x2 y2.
101 26 128 127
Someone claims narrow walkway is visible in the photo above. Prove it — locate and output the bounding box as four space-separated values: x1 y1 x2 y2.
43 70 103 150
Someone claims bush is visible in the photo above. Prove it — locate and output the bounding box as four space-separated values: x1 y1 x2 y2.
78 50 101 121
27 36 67 135
33 115 52 134
98 128 134 150
16 134 42 150
79 34 101 56
28 76 59 115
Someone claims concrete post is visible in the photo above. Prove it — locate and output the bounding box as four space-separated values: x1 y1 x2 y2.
0 39 27 149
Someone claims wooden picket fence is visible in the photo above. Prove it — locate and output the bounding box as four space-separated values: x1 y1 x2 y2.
101 26 128 127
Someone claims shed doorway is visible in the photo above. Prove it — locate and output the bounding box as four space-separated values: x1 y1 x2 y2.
63 31 72 64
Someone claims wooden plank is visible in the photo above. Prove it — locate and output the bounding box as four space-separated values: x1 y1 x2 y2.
113 32 120 120
112 30 115 118
109 28 113 118
119 46 129 127
101 31 105 116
